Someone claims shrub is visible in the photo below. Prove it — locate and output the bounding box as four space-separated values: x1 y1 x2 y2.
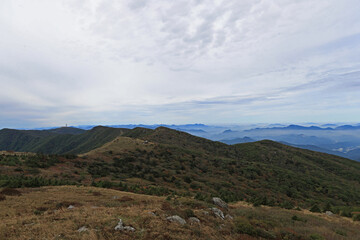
183 209 195 218
0 188 21 196
291 215 306 222
323 202 332 212
309 233 324 240
234 217 257 236
234 217 276 239
0 194 5 201
310 204 321 213
183 176 192 183
280 201 294 209
353 214 360 221
334 229 347 236
340 209 353 218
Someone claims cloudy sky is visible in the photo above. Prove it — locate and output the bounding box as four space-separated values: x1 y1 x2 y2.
1 0 360 128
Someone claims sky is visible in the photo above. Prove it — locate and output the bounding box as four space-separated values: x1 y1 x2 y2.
1 0 360 128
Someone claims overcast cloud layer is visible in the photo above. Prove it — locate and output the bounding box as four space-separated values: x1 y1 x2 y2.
1 0 360 128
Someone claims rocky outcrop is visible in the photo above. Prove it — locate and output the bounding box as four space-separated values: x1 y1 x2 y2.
212 197 228 209
211 207 225 219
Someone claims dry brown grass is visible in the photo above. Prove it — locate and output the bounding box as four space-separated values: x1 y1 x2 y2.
0 186 232 240
0 186 359 240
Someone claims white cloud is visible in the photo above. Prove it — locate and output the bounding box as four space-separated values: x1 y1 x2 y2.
0 0 360 127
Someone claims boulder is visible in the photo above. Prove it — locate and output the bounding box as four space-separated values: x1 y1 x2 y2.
188 217 200 225
166 215 186 225
211 207 225 219
212 197 228 209
325 211 334 216
225 214 233 220
67 205 75 209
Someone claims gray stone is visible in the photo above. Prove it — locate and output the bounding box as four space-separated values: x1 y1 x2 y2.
225 214 233 220
212 197 228 209
188 217 200 225
325 211 334 216
114 219 124 231
211 207 225 219
123 226 135 232
112 196 120 200
166 215 186 225
77 226 88 233
67 205 75 209
114 219 135 232
148 211 157 216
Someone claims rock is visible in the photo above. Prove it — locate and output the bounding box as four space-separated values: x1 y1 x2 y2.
114 219 135 232
148 211 157 216
225 214 233 220
212 197 228 209
114 219 124 231
211 207 225 219
67 205 75 209
77 226 88 233
123 226 135 232
166 215 186 225
188 217 200 225
112 196 120 200
325 211 334 216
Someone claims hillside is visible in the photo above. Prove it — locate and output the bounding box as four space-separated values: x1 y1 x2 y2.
1 127 360 211
0 126 130 154
0 186 359 240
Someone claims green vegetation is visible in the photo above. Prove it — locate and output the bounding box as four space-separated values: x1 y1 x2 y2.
1 126 360 213
0 126 129 154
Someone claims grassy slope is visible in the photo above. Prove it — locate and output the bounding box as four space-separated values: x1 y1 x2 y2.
1 127 360 209
0 186 359 240
0 126 130 154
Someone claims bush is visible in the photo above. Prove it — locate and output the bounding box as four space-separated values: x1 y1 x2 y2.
234 217 275 239
309 233 324 240
234 217 257 236
340 209 353 218
353 214 360 221
335 229 347 237
310 204 321 213
280 201 294 209
183 209 195 218
0 194 5 201
0 188 21 196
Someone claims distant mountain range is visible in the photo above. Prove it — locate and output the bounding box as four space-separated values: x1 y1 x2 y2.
246 124 360 131
3 123 360 161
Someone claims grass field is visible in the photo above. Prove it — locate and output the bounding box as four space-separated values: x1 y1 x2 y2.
0 186 359 240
